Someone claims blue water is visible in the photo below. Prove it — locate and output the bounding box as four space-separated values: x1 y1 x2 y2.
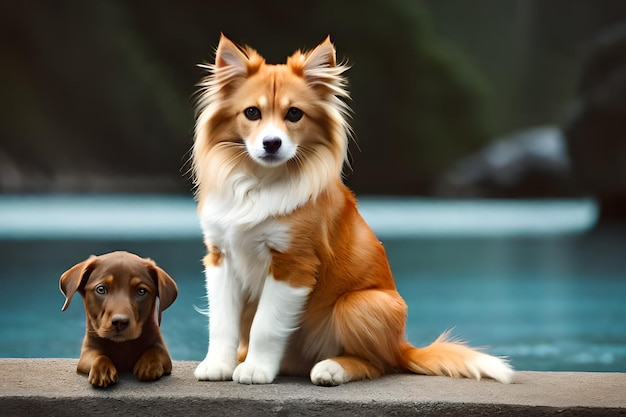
1 195 624 372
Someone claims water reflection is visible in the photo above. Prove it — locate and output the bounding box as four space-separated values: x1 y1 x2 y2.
0 195 624 372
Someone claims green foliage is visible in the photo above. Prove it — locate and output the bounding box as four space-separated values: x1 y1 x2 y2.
0 0 494 194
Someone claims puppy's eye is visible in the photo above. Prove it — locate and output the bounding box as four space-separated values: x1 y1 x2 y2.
136 288 147 297
244 106 261 121
95 285 107 295
285 107 303 122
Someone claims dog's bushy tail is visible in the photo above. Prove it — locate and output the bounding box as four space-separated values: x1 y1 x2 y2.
399 331 514 383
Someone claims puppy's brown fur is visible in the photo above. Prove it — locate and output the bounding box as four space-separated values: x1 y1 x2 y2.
60 251 178 387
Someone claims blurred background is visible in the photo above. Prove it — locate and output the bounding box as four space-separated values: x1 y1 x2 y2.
1 0 625 373
1 0 625 205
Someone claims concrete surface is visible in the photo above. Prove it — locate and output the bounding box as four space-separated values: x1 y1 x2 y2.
1 359 624 416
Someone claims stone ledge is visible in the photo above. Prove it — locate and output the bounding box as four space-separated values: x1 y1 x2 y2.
1 359 624 416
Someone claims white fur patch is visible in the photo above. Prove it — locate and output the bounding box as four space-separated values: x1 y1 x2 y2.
310 359 350 386
200 174 310 227
233 277 310 384
473 353 515 384
194 262 240 381
246 125 297 167
195 200 296 382
196 167 305 383
194 358 236 381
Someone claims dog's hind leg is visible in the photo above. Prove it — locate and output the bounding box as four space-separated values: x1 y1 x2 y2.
310 355 383 386
236 300 257 363
309 289 407 386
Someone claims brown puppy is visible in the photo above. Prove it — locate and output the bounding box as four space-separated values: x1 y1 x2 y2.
60 251 178 387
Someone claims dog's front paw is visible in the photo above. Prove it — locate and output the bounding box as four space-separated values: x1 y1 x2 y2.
89 356 118 388
194 358 235 381
310 359 349 386
233 361 277 384
134 349 172 381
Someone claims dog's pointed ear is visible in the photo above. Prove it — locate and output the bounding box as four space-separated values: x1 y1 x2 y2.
145 259 178 325
215 34 248 71
303 36 337 71
59 255 98 312
294 36 349 97
214 34 264 80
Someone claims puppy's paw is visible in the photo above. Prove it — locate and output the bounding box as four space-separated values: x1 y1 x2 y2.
233 361 277 384
133 350 171 381
310 359 349 386
194 358 235 381
89 356 118 388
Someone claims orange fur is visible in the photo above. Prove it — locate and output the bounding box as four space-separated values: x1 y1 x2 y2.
192 35 513 385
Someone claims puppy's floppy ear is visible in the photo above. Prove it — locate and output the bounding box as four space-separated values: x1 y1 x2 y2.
59 255 98 311
144 259 178 325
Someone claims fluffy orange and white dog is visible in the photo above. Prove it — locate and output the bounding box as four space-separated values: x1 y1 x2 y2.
191 34 514 386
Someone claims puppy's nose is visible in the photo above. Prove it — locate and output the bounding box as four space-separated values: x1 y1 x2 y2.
111 314 130 331
262 136 282 154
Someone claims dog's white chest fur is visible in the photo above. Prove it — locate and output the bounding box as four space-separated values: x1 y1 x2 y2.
195 190 312 385
199 192 291 298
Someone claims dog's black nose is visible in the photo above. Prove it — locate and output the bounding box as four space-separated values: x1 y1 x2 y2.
112 315 129 331
262 136 282 154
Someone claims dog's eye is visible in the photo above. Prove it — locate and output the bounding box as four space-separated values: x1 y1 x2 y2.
95 285 107 295
285 107 303 122
136 288 147 297
244 106 261 121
